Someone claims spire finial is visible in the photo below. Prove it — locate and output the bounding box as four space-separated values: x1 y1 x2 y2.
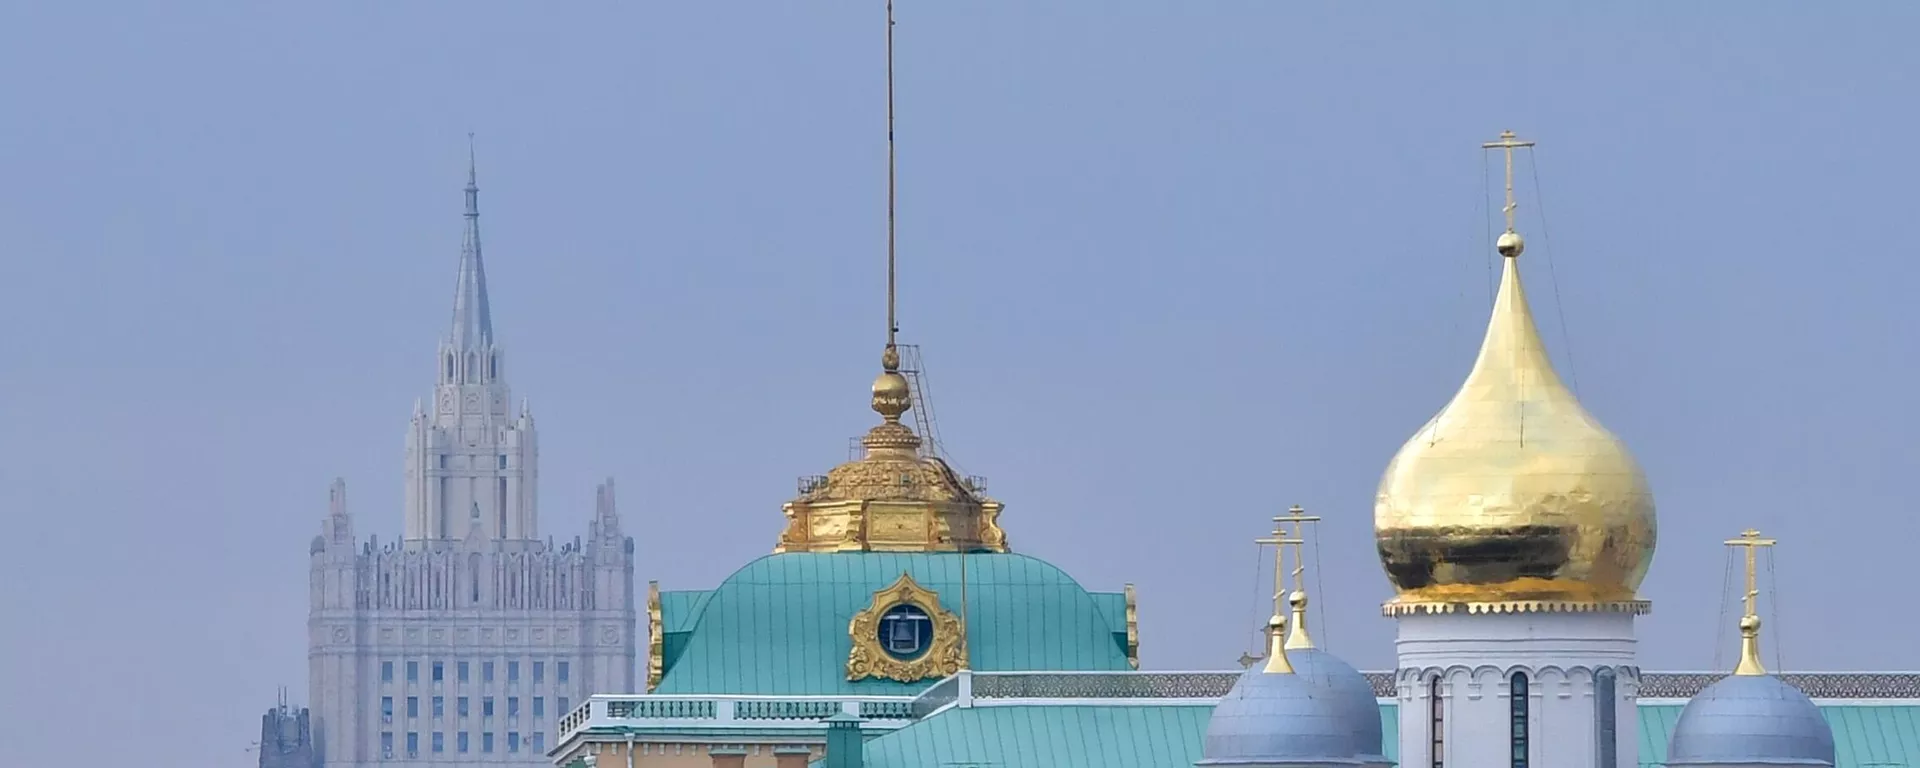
1279 504 1323 650
885 0 899 357
869 0 912 423
1724 528 1777 676
1255 520 1303 674
1481 130 1535 258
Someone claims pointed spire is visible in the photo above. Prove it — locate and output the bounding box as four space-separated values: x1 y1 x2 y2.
1725 528 1778 676
865 0 916 449
450 133 494 353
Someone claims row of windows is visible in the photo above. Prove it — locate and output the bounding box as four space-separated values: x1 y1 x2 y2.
381 729 541 757
432 455 511 469
381 695 569 721
1427 669 1620 768
380 660 570 685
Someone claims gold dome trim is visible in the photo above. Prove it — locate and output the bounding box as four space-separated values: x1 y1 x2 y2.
847 572 966 683
1382 599 1652 617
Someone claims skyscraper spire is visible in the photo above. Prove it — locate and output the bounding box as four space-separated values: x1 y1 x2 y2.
450 133 494 353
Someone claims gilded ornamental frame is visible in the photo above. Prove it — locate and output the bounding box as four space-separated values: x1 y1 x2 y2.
847 572 965 683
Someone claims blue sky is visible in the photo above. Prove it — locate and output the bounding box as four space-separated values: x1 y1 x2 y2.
1 2 1916 765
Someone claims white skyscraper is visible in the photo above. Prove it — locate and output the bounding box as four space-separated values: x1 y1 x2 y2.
307 153 637 767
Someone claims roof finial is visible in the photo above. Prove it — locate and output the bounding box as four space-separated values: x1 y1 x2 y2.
869 0 912 423
1280 504 1323 651
1481 130 1535 258
1255 520 1302 674
1724 528 1777 676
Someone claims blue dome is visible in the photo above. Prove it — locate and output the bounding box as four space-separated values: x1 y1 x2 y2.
1233 648 1385 761
1200 664 1386 766
1667 674 1835 766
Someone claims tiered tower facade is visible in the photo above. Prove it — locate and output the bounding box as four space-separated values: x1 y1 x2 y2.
308 159 637 767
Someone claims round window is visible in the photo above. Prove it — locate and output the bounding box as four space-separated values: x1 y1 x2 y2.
876 603 933 661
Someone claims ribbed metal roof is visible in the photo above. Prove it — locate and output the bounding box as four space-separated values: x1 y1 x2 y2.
654 553 1132 695
853 703 1918 768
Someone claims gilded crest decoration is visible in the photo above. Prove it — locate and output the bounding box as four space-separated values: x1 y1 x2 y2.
847 572 965 683
645 581 663 692
1124 583 1140 670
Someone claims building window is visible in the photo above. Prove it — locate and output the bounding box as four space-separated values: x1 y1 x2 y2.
533 661 545 683
877 604 933 660
407 661 419 683
483 697 495 718
483 733 495 753
489 354 498 380
499 455 508 470
458 661 469 683
382 661 394 683
508 661 520 682
458 697 470 718
406 732 418 757
533 697 544 718
557 661 570 683
432 696 444 719
484 662 495 682
1596 667 1619 768
1510 671 1530 768
381 697 394 724
532 731 545 752
432 732 444 753
508 732 521 753
407 697 418 719
432 661 443 682
1429 675 1444 768
380 732 393 757
508 696 521 718
459 732 469 753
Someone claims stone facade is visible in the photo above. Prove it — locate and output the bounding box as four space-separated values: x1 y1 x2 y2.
305 164 638 767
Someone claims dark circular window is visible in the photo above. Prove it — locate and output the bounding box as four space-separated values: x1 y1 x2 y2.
876 604 933 661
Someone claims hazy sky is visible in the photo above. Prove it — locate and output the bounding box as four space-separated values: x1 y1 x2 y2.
3 2 1917 765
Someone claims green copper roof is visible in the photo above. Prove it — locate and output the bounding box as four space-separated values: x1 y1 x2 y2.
655 553 1132 696
852 703 1920 768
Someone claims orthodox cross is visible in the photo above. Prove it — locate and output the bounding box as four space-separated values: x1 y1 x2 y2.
1480 130 1535 233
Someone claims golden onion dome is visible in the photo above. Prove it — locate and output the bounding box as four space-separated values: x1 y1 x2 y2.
1374 237 1656 613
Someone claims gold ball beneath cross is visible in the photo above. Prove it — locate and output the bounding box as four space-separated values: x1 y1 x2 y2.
1497 230 1526 258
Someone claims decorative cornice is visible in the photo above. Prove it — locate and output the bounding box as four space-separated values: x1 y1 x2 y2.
955 671 1920 701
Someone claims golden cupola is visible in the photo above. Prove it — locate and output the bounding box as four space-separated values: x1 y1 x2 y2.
1374 131 1656 613
773 344 1008 553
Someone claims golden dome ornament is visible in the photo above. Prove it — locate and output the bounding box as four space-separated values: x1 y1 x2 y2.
1373 132 1656 614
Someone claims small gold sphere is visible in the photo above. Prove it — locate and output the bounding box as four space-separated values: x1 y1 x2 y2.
871 371 912 418
1740 614 1762 633
1287 590 1309 608
1496 230 1525 258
